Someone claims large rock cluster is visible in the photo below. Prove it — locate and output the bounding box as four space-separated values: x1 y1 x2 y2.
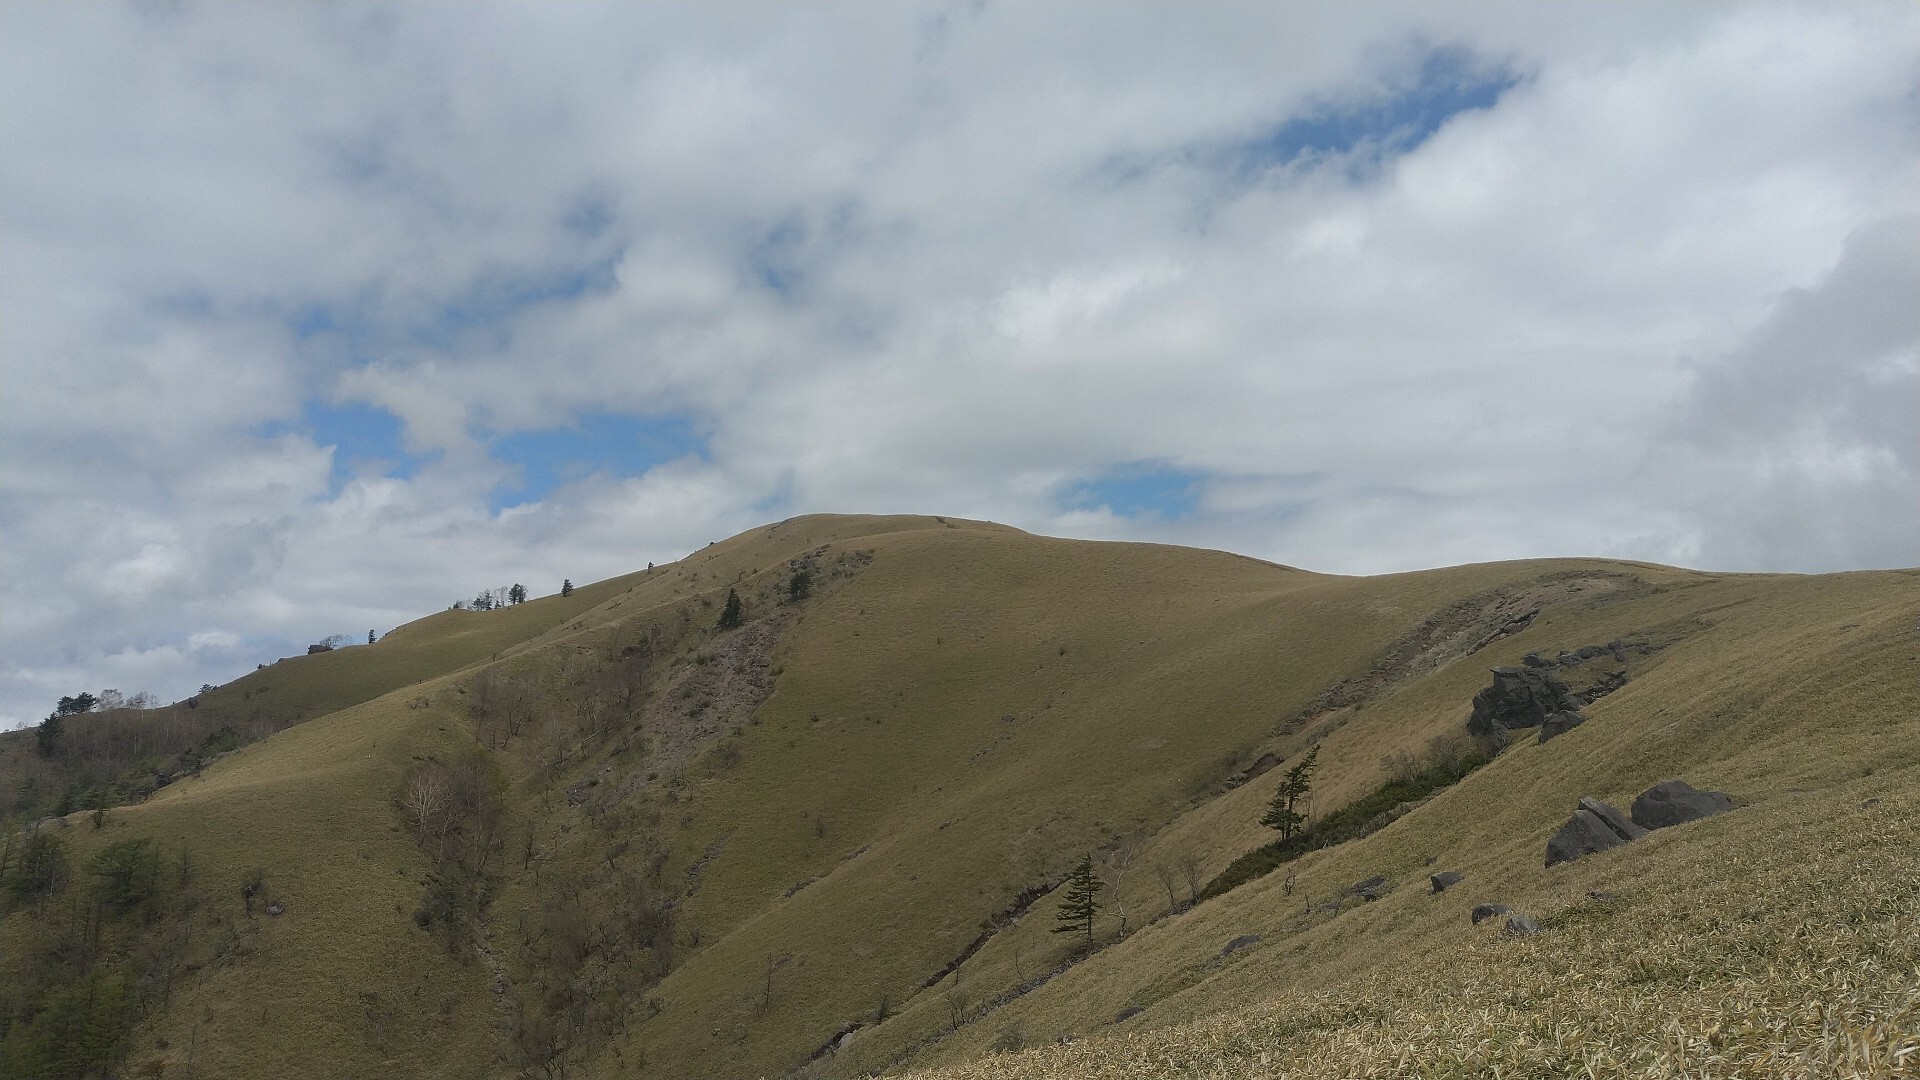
1544 780 1736 867
1466 666 1586 747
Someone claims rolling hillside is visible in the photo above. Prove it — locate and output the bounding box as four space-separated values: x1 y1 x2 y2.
3 514 1915 1079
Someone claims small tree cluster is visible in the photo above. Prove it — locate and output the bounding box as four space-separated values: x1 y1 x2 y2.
395 752 509 956
1260 745 1320 841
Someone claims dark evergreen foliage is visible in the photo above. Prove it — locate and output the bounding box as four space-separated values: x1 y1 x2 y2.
1203 747 1489 902
717 588 744 630
1259 745 1319 840
1052 854 1099 945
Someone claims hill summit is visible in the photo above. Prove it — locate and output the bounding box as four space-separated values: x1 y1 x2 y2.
3 514 1915 1079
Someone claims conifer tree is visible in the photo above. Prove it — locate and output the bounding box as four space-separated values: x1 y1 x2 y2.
561 579 574 597
1052 854 1099 946
35 712 62 757
717 587 743 630
1260 745 1320 841
508 583 527 605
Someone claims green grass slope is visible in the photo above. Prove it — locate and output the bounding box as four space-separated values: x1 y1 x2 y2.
3 516 1912 1080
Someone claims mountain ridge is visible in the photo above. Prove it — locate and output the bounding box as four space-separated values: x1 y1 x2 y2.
2 513 1914 1080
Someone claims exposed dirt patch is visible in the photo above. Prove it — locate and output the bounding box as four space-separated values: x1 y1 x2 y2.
602 548 875 808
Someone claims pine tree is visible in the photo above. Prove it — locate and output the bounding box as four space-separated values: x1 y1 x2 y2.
561 579 574 597
717 587 744 630
1052 854 1099 946
1260 745 1320 841
508 583 527 605
35 712 62 757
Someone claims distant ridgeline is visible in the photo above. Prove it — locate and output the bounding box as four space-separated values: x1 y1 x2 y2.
2 515 1914 1080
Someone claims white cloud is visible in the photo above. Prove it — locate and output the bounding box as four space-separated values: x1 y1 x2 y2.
1 1 1915 727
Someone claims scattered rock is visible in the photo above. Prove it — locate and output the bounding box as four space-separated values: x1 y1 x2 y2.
1471 903 1511 924
1586 890 1619 902
1467 667 1584 744
1545 798 1646 867
1113 1007 1144 1024
1346 875 1390 901
265 902 285 917
1861 798 1882 809
1429 871 1465 893
1630 779 1734 830
1537 710 1587 743
1503 913 1542 937
1219 934 1261 958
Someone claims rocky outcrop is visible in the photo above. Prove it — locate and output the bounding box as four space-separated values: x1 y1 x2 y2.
1631 779 1734 830
1429 871 1464 893
1467 667 1584 746
1545 797 1647 867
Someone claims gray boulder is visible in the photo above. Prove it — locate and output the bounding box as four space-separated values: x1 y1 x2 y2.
1219 934 1261 957
1467 667 1583 743
1503 913 1542 937
1631 779 1734 830
1346 875 1389 901
1537 710 1587 743
1545 798 1647 867
1470 902 1511 924
1580 797 1647 840
1429 871 1464 893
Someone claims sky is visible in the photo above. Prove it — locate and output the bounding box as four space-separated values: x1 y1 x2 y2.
1 2 1915 729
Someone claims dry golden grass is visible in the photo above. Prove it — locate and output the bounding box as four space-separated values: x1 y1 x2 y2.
903 779 1920 1080
9 515 1915 1080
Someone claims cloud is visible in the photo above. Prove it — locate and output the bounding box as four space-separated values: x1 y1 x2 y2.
1654 213 1920 570
1 1 1916 726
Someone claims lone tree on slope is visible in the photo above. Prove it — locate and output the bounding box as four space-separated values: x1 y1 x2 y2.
717 587 744 630
1260 745 1320 842
1052 854 1100 947
561 579 574 597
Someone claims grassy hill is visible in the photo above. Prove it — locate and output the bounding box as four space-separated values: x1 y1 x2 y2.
2 515 1914 1079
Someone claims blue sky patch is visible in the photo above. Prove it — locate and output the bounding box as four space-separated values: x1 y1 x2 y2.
1063 462 1206 520
489 412 706 510
263 401 421 490
1235 46 1521 175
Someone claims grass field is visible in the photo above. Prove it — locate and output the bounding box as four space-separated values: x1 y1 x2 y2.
3 515 1913 1080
